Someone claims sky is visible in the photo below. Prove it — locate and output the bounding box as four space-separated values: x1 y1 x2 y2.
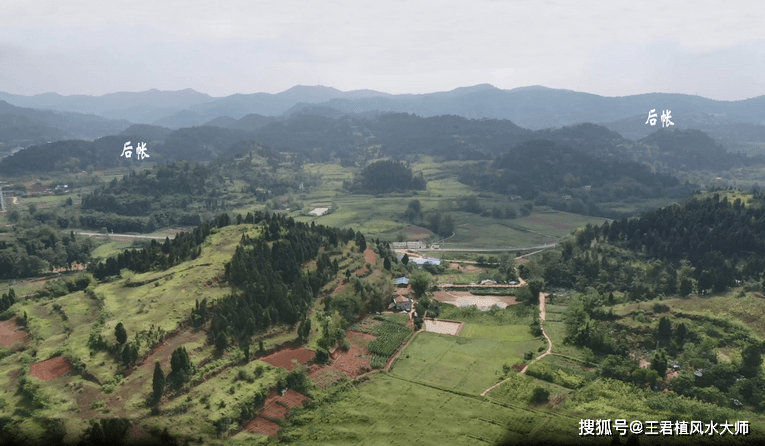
2 0 765 101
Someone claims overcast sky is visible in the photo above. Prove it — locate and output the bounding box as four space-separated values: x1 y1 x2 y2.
2 0 764 100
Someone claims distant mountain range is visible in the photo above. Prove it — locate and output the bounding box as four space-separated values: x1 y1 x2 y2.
2 84 765 152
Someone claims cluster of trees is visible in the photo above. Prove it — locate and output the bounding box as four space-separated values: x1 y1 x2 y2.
190 212 354 352
0 226 95 279
458 139 691 218
543 193 765 298
0 288 17 314
347 160 426 193
89 213 233 279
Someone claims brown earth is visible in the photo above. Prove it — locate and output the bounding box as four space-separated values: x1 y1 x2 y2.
331 331 375 377
364 248 377 266
432 290 519 306
259 347 315 370
401 225 432 239
30 356 74 380
141 329 206 371
243 417 280 436
0 317 27 348
242 389 309 436
447 262 482 273
308 330 377 386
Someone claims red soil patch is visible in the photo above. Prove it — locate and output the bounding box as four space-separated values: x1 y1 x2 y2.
512 364 525 372
30 356 74 380
0 317 27 348
522 215 575 230
244 417 281 436
243 389 309 436
364 248 377 266
331 331 375 377
260 347 315 370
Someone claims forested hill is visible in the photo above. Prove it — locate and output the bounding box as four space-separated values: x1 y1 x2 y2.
638 128 749 171
542 191 765 299
458 139 691 217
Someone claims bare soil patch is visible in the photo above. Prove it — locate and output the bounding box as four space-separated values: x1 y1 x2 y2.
260 347 315 370
448 262 482 273
363 248 377 266
243 389 309 436
331 331 375 377
141 329 206 371
432 290 517 309
308 366 345 388
401 225 432 239
0 317 27 348
424 320 463 336
30 356 74 380
244 417 281 436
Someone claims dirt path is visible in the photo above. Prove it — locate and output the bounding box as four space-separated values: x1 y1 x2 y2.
480 292 553 395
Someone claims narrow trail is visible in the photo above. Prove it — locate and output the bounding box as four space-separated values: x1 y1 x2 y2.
480 291 552 396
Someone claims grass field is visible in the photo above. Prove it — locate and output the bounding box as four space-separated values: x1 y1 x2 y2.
280 374 577 445
460 323 537 342
292 157 608 249
390 332 545 394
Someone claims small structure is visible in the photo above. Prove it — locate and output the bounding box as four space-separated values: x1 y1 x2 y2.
411 257 441 266
393 296 412 312
479 279 497 285
395 277 410 287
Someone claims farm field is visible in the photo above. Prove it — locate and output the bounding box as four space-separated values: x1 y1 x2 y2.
281 374 578 445
292 158 608 249
460 323 537 342
390 331 545 394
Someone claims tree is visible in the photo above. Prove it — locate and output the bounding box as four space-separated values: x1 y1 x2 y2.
215 332 228 352
650 349 668 378
115 322 127 344
657 316 672 339
383 257 392 271
405 200 422 223
402 253 409 266
410 270 432 297
152 362 165 402
742 343 763 378
527 278 545 305
530 386 550 404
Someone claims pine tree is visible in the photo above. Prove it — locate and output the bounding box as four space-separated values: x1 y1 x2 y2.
115 322 127 344
152 361 165 402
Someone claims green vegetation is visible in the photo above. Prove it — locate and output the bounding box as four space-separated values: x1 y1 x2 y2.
391 332 544 394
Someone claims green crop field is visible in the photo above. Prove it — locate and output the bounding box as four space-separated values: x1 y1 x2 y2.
390 332 545 394
280 374 578 446
460 323 537 342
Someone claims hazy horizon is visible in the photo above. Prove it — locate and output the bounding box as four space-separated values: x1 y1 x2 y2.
3 1 765 101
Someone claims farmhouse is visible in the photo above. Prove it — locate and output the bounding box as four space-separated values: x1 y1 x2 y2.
410 257 441 266
395 277 410 287
391 241 427 250
392 296 412 311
